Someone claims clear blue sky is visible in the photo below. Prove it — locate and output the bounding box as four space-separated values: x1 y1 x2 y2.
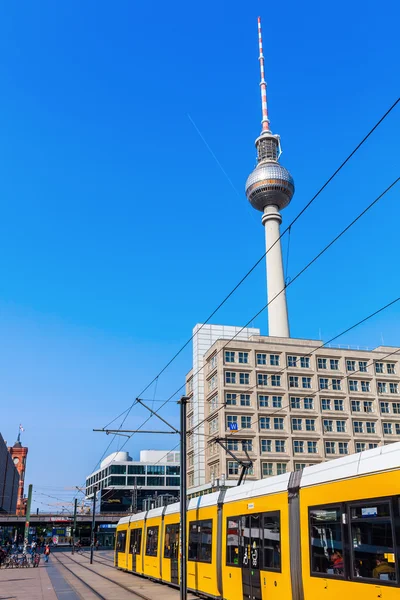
0 1 399 511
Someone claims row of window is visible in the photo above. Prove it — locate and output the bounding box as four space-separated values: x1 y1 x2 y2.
222 372 399 394
221 351 397 376
86 464 179 487
216 438 380 457
223 414 400 435
105 476 180 487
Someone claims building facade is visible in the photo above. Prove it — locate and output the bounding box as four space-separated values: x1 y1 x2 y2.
0 434 20 514
85 450 180 513
186 333 400 491
7 437 28 515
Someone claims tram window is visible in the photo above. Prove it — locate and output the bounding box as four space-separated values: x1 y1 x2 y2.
130 529 142 554
309 506 344 577
116 531 126 553
350 501 397 582
188 520 213 563
145 526 159 557
164 524 179 558
262 512 281 571
226 517 240 566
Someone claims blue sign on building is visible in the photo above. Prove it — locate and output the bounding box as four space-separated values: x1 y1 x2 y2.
229 423 238 431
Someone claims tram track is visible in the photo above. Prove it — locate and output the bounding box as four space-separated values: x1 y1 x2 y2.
52 551 153 600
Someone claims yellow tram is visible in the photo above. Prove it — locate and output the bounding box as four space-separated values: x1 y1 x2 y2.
116 442 400 599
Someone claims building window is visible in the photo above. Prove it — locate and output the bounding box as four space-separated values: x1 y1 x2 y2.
383 422 393 435
366 422 376 434
325 441 336 455
380 402 390 414
275 440 285 453
239 373 249 385
353 421 363 434
396 424 400 435
240 394 251 406
188 520 213 563
355 442 366 452
349 380 358 392
290 397 301 409
361 381 370 392
241 416 252 429
319 378 329 390
226 393 237 406
208 375 217 391
145 526 159 556
238 352 249 364
304 398 314 410
323 419 333 432
210 395 219 412
257 373 268 386
363 400 373 413
358 361 368 373
241 440 252 452
300 356 310 368
351 400 361 412
225 372 236 384
289 376 299 388
332 379 341 391
302 377 312 389
228 461 239 475
334 399 344 411
272 396 282 408
389 383 398 394
393 402 400 414
295 463 307 470
338 442 348 455
368 443 378 449
225 351 235 363
346 360 355 372
227 440 239 451
210 354 217 369
375 362 384 374
321 398 331 411
307 441 317 454
336 420 346 433
378 382 387 394
318 358 327 369
261 439 272 453
257 353 267 365
258 395 269 408
262 463 273 477
387 363 396 374
292 418 302 431
209 417 219 434
260 417 271 430
288 356 297 367
306 419 315 431
274 417 284 430
271 375 281 387
330 359 339 370
270 354 280 366
277 463 287 475
226 415 238 428
294 440 304 454
188 473 194 486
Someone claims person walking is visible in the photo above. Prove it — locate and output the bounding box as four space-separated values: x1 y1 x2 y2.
44 544 51 563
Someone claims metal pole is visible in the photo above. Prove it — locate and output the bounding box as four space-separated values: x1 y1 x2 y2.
72 498 77 554
24 484 33 544
90 487 97 564
179 396 188 600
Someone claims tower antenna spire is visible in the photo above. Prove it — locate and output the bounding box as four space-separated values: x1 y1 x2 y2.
257 16 270 133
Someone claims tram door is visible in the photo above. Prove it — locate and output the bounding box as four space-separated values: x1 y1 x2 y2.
241 514 262 600
130 528 142 573
165 524 180 584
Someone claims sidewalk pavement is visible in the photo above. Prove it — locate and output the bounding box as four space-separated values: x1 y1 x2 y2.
0 562 58 600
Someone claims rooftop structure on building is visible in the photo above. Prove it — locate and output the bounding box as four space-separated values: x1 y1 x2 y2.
85 449 180 513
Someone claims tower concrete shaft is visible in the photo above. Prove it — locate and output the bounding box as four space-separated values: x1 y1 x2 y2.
262 206 290 337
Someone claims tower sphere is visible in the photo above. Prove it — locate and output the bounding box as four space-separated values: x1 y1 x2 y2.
245 161 295 212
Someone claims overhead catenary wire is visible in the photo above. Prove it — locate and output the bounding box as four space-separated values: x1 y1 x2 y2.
99 97 400 440
92 177 399 477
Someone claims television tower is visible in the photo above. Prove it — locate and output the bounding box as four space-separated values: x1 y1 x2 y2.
245 17 295 337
